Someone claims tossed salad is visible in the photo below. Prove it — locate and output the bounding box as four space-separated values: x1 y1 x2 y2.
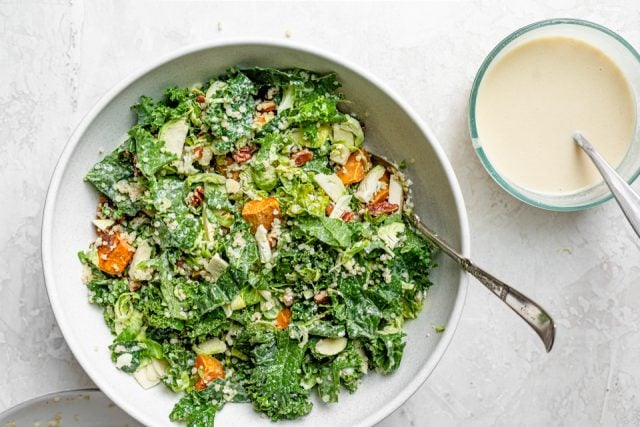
79 67 437 426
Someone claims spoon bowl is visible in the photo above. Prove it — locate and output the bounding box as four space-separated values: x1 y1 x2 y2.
371 153 556 352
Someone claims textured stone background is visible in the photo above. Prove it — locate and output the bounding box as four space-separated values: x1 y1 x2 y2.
1 1 640 425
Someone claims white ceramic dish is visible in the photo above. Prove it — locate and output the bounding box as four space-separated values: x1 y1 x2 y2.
42 40 469 427
0 389 142 427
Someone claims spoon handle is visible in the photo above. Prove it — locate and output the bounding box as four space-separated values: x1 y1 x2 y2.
574 133 640 238
410 218 556 352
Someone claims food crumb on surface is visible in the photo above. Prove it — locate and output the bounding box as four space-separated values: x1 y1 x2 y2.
217 21 222 32
284 29 292 38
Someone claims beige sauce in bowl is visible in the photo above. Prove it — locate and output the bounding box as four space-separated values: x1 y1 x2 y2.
476 36 636 194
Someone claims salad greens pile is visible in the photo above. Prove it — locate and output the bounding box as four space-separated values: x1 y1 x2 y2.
79 67 438 426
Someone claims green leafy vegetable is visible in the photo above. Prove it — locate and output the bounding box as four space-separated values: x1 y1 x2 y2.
79 66 440 426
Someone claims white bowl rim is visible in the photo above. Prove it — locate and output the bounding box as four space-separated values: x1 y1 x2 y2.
41 38 470 427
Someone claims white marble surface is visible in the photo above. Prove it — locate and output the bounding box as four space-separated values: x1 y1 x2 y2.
2 0 640 425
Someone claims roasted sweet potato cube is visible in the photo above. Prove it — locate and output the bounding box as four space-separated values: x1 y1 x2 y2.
370 187 389 204
194 354 225 391
97 232 135 276
275 307 292 330
337 149 369 185
242 197 280 230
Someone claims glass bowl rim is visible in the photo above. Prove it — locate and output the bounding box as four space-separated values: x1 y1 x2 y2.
468 18 640 211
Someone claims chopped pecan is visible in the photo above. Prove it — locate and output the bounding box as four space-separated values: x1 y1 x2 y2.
314 290 329 305
367 201 399 216
193 145 204 161
292 149 313 166
128 281 141 292
190 186 205 207
325 204 334 216
233 145 255 163
340 211 355 222
256 100 277 113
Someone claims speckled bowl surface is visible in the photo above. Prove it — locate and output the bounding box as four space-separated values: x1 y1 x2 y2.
0 389 142 427
42 40 469 427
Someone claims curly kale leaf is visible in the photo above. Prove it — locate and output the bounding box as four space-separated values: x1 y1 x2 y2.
296 216 353 248
129 125 176 178
147 177 200 250
84 139 140 216
364 332 406 374
334 276 383 339
169 386 219 427
225 229 259 284
315 342 367 403
247 332 312 420
109 338 163 374
162 343 195 393
204 71 257 148
170 378 248 427
131 86 196 133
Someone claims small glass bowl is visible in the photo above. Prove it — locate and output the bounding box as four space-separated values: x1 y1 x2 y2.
468 18 640 211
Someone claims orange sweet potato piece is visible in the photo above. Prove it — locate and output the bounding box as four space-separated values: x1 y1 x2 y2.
242 197 280 231
370 187 389 205
275 307 292 330
97 232 134 276
337 149 369 185
194 354 225 391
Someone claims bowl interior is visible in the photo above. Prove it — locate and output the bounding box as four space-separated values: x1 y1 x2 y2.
469 19 640 211
43 42 468 426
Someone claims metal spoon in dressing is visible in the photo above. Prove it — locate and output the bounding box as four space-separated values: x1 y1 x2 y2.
573 132 640 238
370 153 556 352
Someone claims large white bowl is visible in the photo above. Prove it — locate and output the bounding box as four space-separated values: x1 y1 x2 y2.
42 40 469 427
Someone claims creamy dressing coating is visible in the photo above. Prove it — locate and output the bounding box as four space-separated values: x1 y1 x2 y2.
476 36 636 194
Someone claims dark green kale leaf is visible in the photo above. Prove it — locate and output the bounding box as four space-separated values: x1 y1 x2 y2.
170 378 248 427
131 87 195 133
364 332 406 374
129 125 176 178
162 343 195 393
84 139 140 216
307 321 345 338
315 342 367 403
334 276 382 339
296 216 353 248
109 338 163 374
204 71 257 148
147 177 201 250
247 332 312 420
225 229 259 284
191 271 240 314
137 282 186 333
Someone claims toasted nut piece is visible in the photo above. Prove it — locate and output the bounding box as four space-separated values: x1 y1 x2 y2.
189 186 205 207
193 145 204 161
325 203 334 216
292 149 314 166
340 211 355 222
256 100 277 112
313 290 329 305
242 197 280 231
233 145 255 163
97 232 135 276
367 201 399 216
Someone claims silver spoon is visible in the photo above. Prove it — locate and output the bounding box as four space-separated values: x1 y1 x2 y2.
371 153 556 352
573 132 640 238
